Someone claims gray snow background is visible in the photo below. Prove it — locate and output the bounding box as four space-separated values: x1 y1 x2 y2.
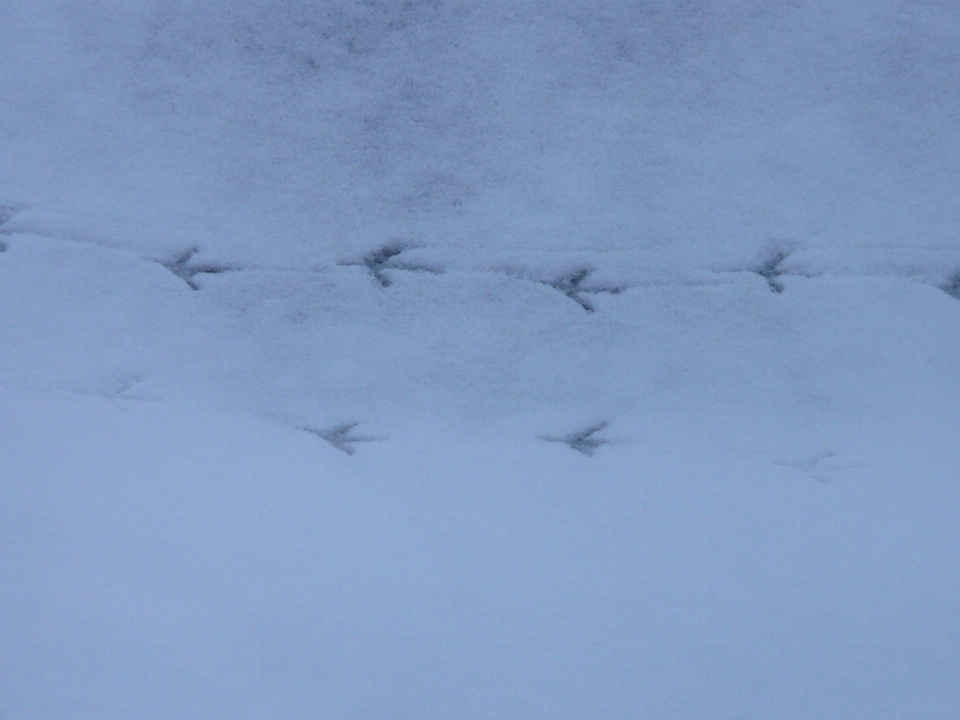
2 1 960 717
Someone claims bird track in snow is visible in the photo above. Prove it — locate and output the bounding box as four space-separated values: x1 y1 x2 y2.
771 449 863 484
159 248 236 290
541 268 624 312
754 249 790 293
541 421 610 456
297 422 384 455
339 242 443 287
0 205 21 240
941 271 960 300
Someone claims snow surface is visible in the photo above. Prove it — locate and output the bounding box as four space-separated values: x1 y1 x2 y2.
2 1 960 717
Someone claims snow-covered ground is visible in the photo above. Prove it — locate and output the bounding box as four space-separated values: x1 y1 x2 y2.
2 1 959 717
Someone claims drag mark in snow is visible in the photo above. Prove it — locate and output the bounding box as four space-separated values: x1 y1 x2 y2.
772 449 862 484
160 248 235 290
543 268 623 312
298 422 383 455
541 421 609 456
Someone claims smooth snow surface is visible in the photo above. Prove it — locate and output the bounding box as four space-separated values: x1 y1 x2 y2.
2 1 960 717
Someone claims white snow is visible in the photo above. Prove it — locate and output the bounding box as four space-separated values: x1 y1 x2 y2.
2 1 959 717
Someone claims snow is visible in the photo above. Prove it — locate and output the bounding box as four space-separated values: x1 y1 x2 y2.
2 1 960 717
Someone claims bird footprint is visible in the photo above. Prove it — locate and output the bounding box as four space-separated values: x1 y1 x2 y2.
298 422 384 455
541 421 610 456
772 449 862 483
